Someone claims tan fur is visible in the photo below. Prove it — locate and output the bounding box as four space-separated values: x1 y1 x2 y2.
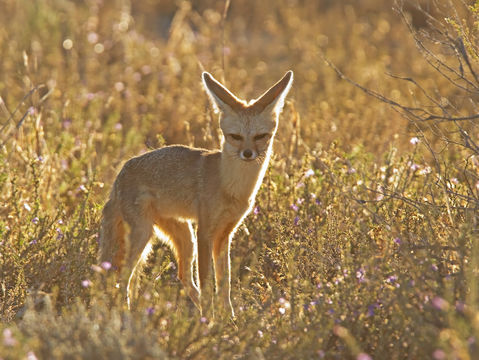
99 70 293 317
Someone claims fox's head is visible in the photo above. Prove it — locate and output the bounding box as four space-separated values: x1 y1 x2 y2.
202 71 293 162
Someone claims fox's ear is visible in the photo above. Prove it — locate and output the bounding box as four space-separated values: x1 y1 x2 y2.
202 72 243 113
251 70 293 115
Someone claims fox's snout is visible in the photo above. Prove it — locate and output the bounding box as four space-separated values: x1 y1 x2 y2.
240 148 257 161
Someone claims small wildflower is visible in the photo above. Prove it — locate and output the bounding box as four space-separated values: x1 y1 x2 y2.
386 275 398 283
78 184 88 193
410 163 420 172
278 307 286 315
87 32 98 44
200 316 208 324
3 328 17 347
141 65 152 75
450 177 459 185
431 296 449 311
348 167 357 174
419 166 431 175
81 279 92 288
253 206 260 215
304 169 315 178
432 349 446 360
56 228 64 240
257 330 263 338
26 351 38 360
410 137 420 145
290 203 299 211
101 261 112 270
62 119 72 129
367 303 379 317
114 82 125 92
114 122 123 131
294 216 300 226
146 306 155 315
29 239 38 245
393 237 401 245
24 203 32 212
455 301 466 312
357 353 372 360
431 264 438 271
28 106 36 115
356 267 366 283
32 217 39 224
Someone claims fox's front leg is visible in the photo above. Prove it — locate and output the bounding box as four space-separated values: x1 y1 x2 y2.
213 223 237 318
196 225 214 317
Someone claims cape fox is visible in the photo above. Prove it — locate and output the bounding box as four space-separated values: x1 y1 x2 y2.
99 70 293 317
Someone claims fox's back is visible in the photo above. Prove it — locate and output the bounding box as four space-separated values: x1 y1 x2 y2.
113 145 219 221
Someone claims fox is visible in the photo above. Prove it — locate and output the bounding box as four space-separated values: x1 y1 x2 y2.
99 70 293 317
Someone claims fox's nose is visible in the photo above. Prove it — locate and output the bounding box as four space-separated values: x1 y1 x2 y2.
242 149 253 158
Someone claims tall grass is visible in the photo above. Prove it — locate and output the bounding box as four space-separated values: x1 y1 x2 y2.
1 0 478 359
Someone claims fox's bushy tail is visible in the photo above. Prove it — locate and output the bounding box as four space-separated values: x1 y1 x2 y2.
99 187 126 271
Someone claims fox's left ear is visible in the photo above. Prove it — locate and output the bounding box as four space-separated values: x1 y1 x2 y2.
252 71 294 115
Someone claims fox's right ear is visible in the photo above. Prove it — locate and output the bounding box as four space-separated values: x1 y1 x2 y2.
202 72 243 114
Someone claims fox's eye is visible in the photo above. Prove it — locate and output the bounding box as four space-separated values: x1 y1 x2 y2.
254 133 269 141
229 134 243 141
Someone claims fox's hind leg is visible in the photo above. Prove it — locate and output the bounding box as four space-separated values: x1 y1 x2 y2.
155 218 200 310
124 216 154 309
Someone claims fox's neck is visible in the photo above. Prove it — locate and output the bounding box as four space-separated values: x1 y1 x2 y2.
220 144 273 204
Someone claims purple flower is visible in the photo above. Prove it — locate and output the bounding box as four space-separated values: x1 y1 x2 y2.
29 239 38 245
253 206 260 215
393 237 401 245
431 264 438 272
357 353 372 360
410 163 420 171
410 137 420 145
32 217 39 224
146 307 155 315
356 267 366 283
294 216 300 225
290 204 299 211
367 303 379 317
62 119 72 129
3 328 17 347
431 296 449 311
56 228 64 240
101 261 112 270
81 279 92 288
432 349 446 360
386 275 398 283
200 316 208 324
